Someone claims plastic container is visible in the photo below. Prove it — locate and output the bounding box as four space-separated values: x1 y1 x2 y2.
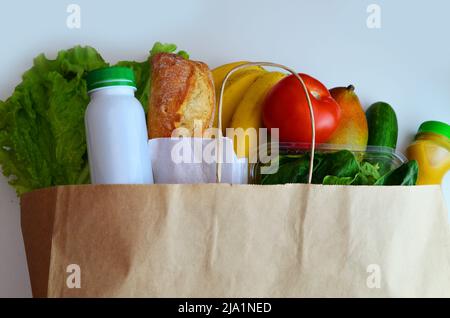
406 121 450 185
85 66 153 184
250 142 406 184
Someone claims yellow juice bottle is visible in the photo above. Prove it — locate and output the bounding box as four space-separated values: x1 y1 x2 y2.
406 121 450 185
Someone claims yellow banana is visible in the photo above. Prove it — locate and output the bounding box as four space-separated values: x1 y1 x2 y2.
230 71 286 158
214 69 266 133
212 61 265 130
212 61 250 90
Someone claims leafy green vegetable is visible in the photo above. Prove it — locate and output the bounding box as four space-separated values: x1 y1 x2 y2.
323 175 354 185
114 59 150 112
261 155 310 185
311 150 360 184
150 42 189 60
351 162 381 185
259 150 418 186
0 42 188 195
375 160 418 186
363 152 397 176
0 46 107 194
360 162 381 180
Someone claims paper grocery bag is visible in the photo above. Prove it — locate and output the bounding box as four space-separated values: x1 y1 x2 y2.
20 184 450 298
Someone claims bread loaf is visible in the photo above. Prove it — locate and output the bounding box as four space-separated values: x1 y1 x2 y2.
147 53 215 138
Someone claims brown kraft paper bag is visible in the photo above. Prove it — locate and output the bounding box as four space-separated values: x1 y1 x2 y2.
20 184 450 297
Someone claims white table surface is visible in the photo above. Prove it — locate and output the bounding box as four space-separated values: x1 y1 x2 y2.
0 0 449 297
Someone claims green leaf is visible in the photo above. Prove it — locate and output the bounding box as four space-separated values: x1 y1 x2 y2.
375 160 418 186
350 162 381 185
115 59 150 112
150 42 177 55
360 162 380 179
323 175 355 185
261 155 310 185
149 42 189 59
177 50 190 60
312 150 360 184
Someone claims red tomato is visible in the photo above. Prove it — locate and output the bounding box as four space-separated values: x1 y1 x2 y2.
262 73 341 144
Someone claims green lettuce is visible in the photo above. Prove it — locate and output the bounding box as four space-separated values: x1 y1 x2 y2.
260 150 418 186
0 42 187 195
0 46 107 194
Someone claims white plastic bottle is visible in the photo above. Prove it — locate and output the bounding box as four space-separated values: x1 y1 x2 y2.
85 66 153 184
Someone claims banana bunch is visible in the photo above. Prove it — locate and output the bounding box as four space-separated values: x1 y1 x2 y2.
212 61 285 158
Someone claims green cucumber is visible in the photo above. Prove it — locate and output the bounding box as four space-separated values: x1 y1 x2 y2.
366 102 398 149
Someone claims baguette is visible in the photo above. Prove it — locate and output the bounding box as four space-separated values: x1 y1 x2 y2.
147 53 215 138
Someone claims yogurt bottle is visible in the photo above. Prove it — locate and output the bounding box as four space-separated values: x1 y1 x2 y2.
85 66 153 184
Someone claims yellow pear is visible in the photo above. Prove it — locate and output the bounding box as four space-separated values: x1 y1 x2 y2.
327 85 368 149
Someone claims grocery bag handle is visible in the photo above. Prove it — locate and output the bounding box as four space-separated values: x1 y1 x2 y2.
216 62 316 184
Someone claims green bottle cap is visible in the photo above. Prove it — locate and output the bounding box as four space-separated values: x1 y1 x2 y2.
86 66 136 92
417 121 450 140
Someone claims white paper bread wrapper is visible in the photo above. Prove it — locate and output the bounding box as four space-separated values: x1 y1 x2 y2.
149 137 248 184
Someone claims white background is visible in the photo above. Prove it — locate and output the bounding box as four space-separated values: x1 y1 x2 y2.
0 0 449 297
